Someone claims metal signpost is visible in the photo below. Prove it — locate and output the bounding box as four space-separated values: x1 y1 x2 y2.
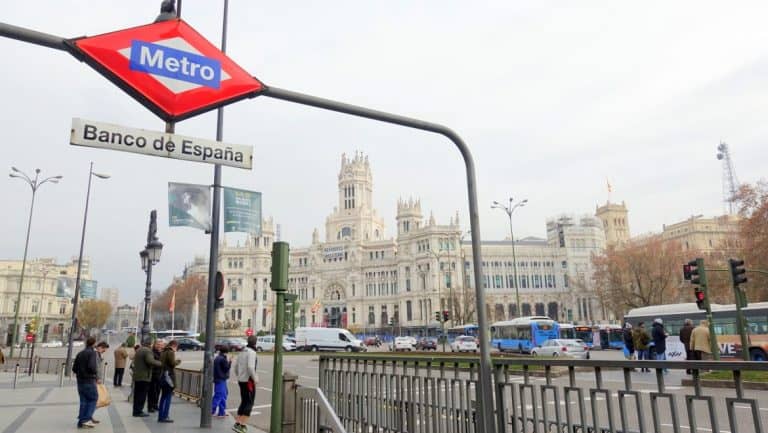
0 3 496 431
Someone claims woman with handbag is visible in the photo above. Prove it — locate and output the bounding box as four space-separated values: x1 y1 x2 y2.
157 340 180 423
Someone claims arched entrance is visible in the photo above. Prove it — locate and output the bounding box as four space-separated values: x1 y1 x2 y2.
323 283 347 328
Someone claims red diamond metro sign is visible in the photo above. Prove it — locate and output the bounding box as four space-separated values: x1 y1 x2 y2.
69 19 264 122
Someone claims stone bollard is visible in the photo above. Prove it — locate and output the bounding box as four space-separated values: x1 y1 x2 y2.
282 371 298 433
59 363 66 387
13 364 19 389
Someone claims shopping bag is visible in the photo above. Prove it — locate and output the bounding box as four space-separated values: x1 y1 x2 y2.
96 383 111 408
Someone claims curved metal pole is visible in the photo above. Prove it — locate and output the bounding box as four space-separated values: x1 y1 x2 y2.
65 162 95 376
262 86 495 433
9 171 39 359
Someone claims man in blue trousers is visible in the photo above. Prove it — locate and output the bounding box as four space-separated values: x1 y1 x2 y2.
72 337 99 429
212 345 231 418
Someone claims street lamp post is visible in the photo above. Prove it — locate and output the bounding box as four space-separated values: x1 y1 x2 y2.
64 162 109 376
8 167 61 358
140 210 163 344
492 197 527 318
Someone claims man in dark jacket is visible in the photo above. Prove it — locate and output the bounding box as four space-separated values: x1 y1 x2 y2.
652 318 669 360
212 346 231 417
73 337 99 429
622 323 635 359
148 340 165 413
131 339 162 417
679 319 694 373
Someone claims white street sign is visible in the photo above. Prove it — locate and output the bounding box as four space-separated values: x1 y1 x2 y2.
70 117 252 170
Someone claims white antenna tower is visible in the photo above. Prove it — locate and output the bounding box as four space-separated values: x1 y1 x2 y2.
716 141 739 215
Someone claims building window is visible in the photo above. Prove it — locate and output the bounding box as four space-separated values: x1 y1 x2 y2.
231 289 238 301
406 301 412 321
59 303 66 314
368 306 375 325
352 307 356 324
262 309 267 327
253 289 258 301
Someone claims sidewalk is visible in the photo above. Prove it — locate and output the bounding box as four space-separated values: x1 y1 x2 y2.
0 373 267 433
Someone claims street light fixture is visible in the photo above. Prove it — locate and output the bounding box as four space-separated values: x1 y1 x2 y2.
8 167 61 358
140 210 163 344
65 163 109 375
491 197 528 318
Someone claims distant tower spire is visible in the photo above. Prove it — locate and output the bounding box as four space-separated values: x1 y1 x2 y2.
716 141 740 215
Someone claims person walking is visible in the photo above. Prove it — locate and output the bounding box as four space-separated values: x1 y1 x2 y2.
632 322 651 372
113 343 128 387
679 319 695 373
212 346 231 418
157 340 181 423
623 323 635 360
233 335 259 433
127 344 140 402
651 318 668 360
131 339 162 417
148 340 165 413
72 337 99 429
690 320 712 361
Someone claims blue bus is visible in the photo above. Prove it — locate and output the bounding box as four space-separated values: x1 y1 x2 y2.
574 325 596 348
446 324 479 342
491 316 560 353
559 324 575 339
596 324 625 350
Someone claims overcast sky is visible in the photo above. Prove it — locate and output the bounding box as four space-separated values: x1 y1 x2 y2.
2 1 766 305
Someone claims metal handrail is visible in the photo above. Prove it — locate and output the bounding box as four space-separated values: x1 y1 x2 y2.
297 387 347 433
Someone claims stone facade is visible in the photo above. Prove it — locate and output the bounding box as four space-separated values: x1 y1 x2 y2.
185 152 608 335
0 257 90 344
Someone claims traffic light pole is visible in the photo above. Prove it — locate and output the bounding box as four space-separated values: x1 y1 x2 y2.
694 259 720 360
270 242 289 433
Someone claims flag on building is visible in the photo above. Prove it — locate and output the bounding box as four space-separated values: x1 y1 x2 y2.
169 289 176 313
189 290 199 335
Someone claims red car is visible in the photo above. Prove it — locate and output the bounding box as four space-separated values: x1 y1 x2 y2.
416 338 438 351
364 336 382 347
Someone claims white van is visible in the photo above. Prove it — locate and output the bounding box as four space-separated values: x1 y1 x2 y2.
295 327 366 352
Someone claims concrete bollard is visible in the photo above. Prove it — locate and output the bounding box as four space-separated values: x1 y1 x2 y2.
102 361 108 384
282 371 298 433
59 363 66 387
31 358 37 383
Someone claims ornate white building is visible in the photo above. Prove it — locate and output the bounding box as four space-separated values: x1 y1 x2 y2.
186 152 607 336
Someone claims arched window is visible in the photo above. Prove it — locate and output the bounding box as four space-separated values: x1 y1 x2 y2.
522 303 532 316
535 303 545 316
508 303 517 319
494 304 505 321
547 302 558 320
341 227 352 238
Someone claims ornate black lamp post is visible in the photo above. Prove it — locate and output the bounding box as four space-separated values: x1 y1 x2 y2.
140 210 163 344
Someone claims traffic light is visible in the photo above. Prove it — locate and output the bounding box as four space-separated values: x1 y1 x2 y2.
729 258 748 286
435 311 441 322
389 317 395 326
24 323 30 334
29 318 38 335
270 242 290 292
442 310 449 322
688 259 701 285
695 288 705 310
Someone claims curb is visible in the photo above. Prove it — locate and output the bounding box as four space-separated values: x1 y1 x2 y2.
681 378 768 390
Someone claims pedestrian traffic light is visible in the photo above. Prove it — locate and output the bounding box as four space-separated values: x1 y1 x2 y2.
695 288 706 310
435 311 441 322
728 258 748 286
389 317 394 326
24 323 30 334
442 310 449 322
682 263 692 281
270 241 290 292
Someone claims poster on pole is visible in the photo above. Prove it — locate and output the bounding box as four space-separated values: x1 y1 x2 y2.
55 277 97 299
223 187 262 235
168 182 212 231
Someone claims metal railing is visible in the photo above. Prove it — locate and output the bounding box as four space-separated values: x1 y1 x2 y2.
297 386 348 433
175 367 204 402
319 354 768 433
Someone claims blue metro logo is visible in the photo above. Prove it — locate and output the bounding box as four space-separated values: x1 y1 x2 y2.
129 40 221 89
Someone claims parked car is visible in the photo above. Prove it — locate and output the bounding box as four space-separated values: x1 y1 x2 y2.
255 335 297 352
295 327 366 352
415 338 437 351
215 337 247 352
177 338 204 351
41 340 64 348
364 336 382 347
531 339 589 359
394 336 416 351
450 335 478 353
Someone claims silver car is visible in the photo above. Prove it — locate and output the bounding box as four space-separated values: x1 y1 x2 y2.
531 339 589 359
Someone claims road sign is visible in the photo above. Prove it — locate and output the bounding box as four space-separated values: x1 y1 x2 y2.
71 118 253 169
70 19 264 122
245 328 254 337
25 334 34 343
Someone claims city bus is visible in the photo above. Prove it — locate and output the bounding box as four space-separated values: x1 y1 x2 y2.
446 324 479 342
574 325 596 348
624 302 768 361
491 316 560 353
595 324 625 350
559 323 575 339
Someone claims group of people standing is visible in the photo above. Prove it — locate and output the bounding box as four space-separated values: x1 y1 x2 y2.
129 338 181 423
622 318 712 373
73 333 261 433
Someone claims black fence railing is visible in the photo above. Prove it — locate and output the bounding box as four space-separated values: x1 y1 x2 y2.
319 354 768 433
